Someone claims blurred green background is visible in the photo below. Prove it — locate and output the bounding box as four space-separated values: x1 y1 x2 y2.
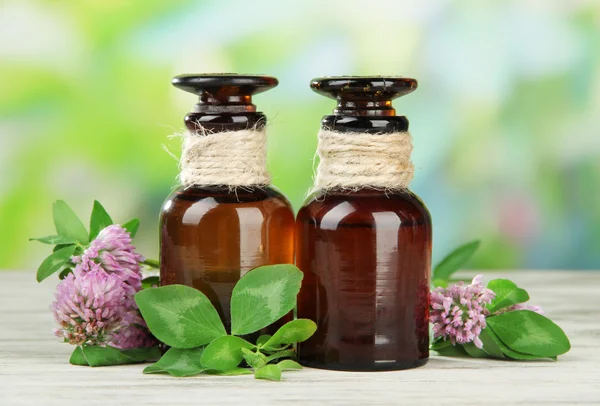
1 0 599 270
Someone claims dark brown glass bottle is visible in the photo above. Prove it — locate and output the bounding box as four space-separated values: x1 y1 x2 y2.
296 77 432 371
160 75 295 334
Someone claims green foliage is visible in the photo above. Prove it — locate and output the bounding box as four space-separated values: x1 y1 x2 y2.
89 200 113 239
277 360 302 371
69 346 87 366
261 319 317 350
122 219 140 238
432 240 480 286
265 349 296 363
254 364 282 381
430 339 452 351
487 310 570 358
432 345 469 358
29 235 76 245
463 342 488 358
70 345 160 367
432 262 570 361
36 245 77 282
144 348 205 377
134 284 226 348
136 264 312 381
477 328 505 359
142 259 160 268
141 276 160 289
242 348 267 369
484 326 546 360
205 368 254 376
32 200 151 284
230 264 303 336
200 336 254 371
256 335 271 347
486 279 530 313
53 200 89 245
58 267 73 280
433 314 570 361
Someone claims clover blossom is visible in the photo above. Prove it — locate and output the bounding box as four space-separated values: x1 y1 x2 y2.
110 308 157 349
52 265 125 346
72 224 144 295
430 275 495 348
55 224 155 349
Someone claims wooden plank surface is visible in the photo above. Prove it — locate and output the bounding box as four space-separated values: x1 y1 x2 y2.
0 271 598 406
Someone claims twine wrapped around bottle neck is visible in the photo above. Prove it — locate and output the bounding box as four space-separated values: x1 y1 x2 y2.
313 128 414 192
179 127 271 188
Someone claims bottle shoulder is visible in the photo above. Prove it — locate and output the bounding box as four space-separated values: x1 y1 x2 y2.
297 188 431 228
161 185 293 220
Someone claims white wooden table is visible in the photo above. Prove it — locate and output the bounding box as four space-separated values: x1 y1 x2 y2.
1 271 598 406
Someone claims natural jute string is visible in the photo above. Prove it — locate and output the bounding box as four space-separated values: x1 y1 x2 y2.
313 129 414 191
179 127 271 187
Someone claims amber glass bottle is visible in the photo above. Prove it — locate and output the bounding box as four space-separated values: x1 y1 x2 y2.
160 75 295 333
296 77 432 371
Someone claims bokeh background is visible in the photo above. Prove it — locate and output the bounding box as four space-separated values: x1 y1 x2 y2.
1 0 599 270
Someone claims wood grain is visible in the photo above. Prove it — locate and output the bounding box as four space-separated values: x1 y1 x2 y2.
0 271 598 406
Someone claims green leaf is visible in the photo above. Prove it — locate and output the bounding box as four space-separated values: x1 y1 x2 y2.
205 368 253 376
487 326 548 360
53 200 89 244
142 259 160 268
205 367 252 376
265 349 295 363
257 335 272 347
36 245 77 282
89 200 113 239
242 348 267 369
487 310 571 358
430 339 452 351
487 279 530 313
277 360 302 371
58 267 73 280
29 235 76 245
255 364 281 381
122 218 140 237
81 345 160 367
463 342 488 358
135 285 226 348
432 279 448 288
433 240 480 281
262 319 316 350
141 276 160 289
478 328 505 359
69 346 88 366
53 243 74 253
433 344 469 357
501 345 548 360
200 336 254 371
230 264 303 336
143 347 205 377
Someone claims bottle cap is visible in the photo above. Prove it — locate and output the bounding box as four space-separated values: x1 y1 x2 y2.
311 76 417 116
173 74 278 113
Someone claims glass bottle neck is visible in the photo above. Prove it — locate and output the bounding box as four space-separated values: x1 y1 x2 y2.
194 94 256 113
184 112 266 133
321 115 409 134
334 99 396 116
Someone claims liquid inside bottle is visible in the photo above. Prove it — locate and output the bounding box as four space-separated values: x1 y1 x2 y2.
160 75 295 334
296 77 432 371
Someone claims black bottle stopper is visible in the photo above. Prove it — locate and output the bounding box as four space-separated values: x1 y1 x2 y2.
172 74 278 131
311 76 417 132
172 74 279 113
